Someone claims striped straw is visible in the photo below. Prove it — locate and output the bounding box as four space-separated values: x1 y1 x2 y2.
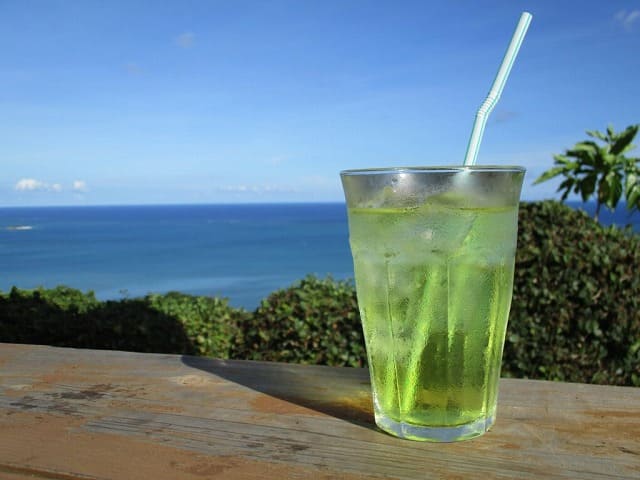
463 12 533 166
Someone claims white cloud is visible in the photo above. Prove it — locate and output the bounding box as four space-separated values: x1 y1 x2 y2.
175 32 195 48
614 10 640 31
13 178 89 194
15 178 46 191
15 178 62 193
73 180 88 192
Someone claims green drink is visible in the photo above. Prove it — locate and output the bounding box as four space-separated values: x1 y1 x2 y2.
341 167 524 442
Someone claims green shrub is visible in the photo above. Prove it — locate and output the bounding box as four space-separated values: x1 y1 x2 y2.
504 201 640 386
147 292 248 358
0 287 245 357
86 298 197 354
232 275 365 367
32 285 100 312
0 286 192 354
0 286 100 347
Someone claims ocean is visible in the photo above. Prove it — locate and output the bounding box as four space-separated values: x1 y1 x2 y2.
1 201 637 310
0 203 352 310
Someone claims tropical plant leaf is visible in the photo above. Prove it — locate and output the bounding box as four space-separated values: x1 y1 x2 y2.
586 129 607 141
620 143 637 155
566 147 597 166
553 154 571 165
627 184 640 211
580 173 597 201
558 177 574 190
625 156 640 170
536 124 640 220
625 172 638 196
534 166 565 185
572 141 599 153
604 153 618 166
610 125 639 155
557 177 575 201
602 171 623 210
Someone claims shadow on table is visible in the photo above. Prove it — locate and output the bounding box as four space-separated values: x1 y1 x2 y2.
181 355 377 430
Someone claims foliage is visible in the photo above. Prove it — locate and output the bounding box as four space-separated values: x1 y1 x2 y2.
534 124 640 221
232 275 365 367
504 201 640 386
0 287 245 357
147 292 248 358
0 286 101 348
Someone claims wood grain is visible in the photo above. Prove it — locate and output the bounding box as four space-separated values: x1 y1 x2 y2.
1 343 638 479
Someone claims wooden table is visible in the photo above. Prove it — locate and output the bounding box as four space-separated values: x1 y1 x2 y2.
0 343 638 479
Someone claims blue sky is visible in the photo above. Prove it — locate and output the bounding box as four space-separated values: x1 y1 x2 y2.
1 0 639 206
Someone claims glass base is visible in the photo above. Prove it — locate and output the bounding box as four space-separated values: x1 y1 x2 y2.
375 412 495 442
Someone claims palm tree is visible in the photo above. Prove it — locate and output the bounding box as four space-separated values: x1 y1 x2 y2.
534 124 640 222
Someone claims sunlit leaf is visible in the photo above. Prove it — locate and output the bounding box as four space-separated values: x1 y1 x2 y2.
603 171 623 209
533 166 565 184
553 154 570 165
573 141 599 153
627 185 640 210
604 153 617 165
625 172 638 196
586 129 607 141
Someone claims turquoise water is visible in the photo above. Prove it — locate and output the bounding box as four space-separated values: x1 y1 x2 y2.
0 202 637 309
0 203 352 309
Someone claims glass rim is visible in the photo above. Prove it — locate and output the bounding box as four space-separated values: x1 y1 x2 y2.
340 165 526 176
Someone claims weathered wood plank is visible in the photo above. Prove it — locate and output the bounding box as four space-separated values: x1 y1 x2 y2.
0 343 638 479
